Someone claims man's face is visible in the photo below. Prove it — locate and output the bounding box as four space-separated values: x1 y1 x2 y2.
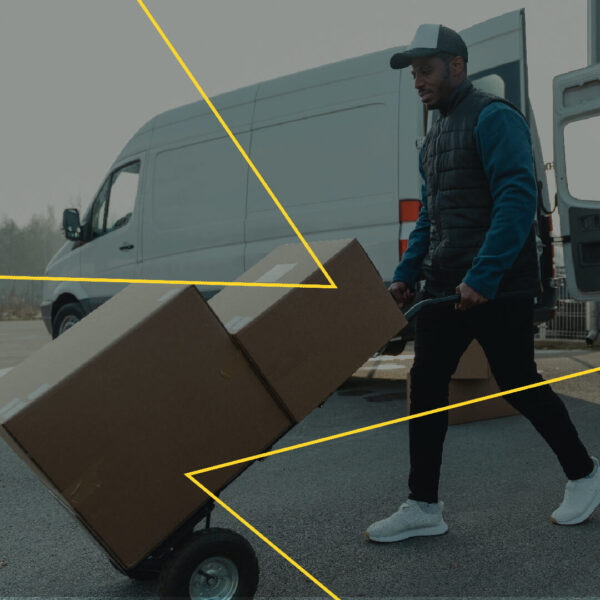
410 56 454 110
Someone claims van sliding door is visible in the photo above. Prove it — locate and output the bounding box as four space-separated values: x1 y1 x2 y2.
245 59 399 277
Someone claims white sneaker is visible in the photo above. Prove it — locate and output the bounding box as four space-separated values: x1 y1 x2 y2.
366 499 448 542
552 456 600 525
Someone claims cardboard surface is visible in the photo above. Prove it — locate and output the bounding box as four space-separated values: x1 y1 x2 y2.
406 371 519 425
0 284 292 569
352 339 490 381
352 354 413 380
209 238 407 422
452 339 491 379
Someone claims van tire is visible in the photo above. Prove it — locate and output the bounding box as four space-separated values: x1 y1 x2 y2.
52 302 85 339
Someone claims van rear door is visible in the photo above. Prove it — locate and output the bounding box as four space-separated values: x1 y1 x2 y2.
552 62 600 300
458 10 559 323
425 10 556 318
459 9 531 117
460 9 550 223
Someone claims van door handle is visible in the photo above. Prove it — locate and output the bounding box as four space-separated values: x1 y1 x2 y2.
119 243 134 250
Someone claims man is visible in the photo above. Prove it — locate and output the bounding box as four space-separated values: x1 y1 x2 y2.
366 24 600 543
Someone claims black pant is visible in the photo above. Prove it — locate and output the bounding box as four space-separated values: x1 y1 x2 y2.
407 294 593 503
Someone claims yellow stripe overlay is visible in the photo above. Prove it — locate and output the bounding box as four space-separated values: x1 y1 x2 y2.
185 363 600 598
140 3 339 596
0 275 334 289
187 365 600 476
185 474 342 600
0 0 336 290
135 6 600 599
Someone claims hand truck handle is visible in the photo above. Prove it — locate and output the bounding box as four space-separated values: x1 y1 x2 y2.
402 290 533 322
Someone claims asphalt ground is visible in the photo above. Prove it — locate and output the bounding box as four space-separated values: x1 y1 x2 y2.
1 320 600 599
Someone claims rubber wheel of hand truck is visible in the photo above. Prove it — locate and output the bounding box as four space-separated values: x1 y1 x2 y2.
158 528 259 600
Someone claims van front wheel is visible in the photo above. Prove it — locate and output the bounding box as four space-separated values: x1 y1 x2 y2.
52 302 85 339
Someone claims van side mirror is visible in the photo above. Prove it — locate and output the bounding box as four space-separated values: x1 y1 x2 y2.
63 208 82 241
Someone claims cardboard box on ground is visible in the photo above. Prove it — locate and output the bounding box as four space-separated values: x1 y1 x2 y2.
352 336 491 381
0 238 405 570
406 339 519 425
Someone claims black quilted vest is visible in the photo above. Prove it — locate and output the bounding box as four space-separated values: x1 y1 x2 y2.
419 78 541 298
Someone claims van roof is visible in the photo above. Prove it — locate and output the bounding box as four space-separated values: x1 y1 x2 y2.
113 44 407 165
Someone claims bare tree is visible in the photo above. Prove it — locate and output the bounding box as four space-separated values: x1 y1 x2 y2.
0 206 65 320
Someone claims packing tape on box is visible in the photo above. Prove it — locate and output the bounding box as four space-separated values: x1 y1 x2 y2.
255 263 297 283
27 383 51 402
0 397 26 421
225 315 253 334
1 384 53 420
156 287 181 303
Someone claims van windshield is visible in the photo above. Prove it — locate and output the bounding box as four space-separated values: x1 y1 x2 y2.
87 161 141 239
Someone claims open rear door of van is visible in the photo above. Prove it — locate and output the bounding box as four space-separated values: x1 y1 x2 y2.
458 10 549 206
553 63 600 301
424 9 533 127
457 9 556 319
454 10 530 116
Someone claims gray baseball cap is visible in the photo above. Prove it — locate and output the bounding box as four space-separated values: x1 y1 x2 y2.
390 24 468 70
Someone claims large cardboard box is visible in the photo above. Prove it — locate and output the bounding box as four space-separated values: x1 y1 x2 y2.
351 339 490 381
208 238 408 422
406 369 519 425
451 339 491 379
352 354 414 380
0 284 292 569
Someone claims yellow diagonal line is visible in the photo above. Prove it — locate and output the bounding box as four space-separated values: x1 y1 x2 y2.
185 474 341 600
184 364 599 598
187 365 600 476
139 4 598 598
0 1 340 289
0 275 333 288
136 0 337 291
134 5 339 597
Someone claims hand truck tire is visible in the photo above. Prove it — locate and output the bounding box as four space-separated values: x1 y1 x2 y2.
158 527 259 599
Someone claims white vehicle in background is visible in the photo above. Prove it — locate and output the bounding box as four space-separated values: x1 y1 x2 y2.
41 6 600 340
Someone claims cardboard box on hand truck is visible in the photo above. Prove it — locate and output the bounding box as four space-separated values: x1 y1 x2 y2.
406 340 519 425
0 238 407 570
0 284 293 570
208 238 408 422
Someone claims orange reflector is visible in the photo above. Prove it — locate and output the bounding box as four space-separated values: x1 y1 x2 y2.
399 239 409 260
399 199 421 222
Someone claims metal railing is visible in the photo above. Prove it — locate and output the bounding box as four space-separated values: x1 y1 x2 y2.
535 269 595 341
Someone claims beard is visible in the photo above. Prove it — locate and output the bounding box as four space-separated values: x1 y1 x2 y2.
426 67 453 111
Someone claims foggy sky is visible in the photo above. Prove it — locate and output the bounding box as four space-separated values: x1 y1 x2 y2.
0 0 591 231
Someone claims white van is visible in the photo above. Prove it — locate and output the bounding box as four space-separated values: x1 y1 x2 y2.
41 8 600 338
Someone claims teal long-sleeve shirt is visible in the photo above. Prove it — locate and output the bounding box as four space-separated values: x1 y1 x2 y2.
392 101 538 300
